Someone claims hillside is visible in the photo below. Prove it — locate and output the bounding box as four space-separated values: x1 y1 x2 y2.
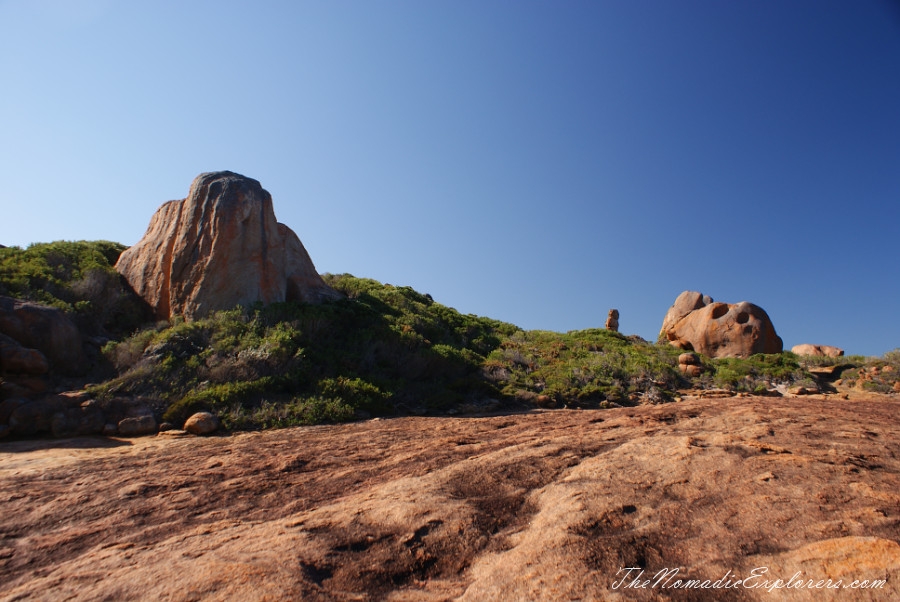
2 240 899 438
3 241 900 600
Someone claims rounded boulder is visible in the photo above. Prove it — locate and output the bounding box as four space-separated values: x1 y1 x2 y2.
184 412 220 435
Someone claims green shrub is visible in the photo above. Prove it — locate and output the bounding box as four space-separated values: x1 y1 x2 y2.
82 269 884 430
316 376 391 413
711 353 803 391
215 397 355 430
485 327 682 407
0 240 147 334
882 349 900 369
163 377 280 424
99 274 519 428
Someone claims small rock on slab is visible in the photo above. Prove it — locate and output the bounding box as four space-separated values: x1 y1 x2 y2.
183 412 220 435
118 415 157 437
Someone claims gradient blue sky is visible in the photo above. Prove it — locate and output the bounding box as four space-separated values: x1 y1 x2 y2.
2 1 898 356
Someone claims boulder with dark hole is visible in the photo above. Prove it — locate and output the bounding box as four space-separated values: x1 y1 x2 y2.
660 291 782 358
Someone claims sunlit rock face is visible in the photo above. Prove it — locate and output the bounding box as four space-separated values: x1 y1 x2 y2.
792 344 844 357
660 291 782 358
116 171 342 321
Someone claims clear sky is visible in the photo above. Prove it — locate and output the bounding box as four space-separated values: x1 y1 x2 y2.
2 0 899 356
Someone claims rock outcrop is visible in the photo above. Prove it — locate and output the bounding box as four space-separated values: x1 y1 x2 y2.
792 343 844 357
0 392 166 439
660 291 782 358
0 333 49 375
117 415 158 437
658 291 713 338
678 352 703 377
604 309 619 332
0 296 89 376
115 171 342 321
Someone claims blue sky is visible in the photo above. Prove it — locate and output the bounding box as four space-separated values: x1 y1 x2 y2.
2 0 898 356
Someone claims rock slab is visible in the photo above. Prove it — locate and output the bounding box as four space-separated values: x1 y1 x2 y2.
2 395 899 601
115 171 342 321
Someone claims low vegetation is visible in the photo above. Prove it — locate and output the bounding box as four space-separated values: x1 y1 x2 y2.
90 274 520 429
2 241 898 430
483 328 684 406
825 349 900 394
0 241 147 335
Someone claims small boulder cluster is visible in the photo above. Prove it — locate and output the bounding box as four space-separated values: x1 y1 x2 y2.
678 352 703 378
0 293 221 439
843 364 900 394
0 296 90 399
0 390 220 439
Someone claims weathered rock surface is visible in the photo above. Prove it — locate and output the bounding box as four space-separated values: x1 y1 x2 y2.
115 171 342 321
0 296 89 376
0 398 26 426
0 333 48 375
659 290 713 339
1 394 898 601
792 343 845 357
604 308 619 332
0 375 49 398
183 411 219 435
50 405 105 438
0 393 158 439
116 415 157 437
660 291 782 358
6 397 73 437
677 351 703 377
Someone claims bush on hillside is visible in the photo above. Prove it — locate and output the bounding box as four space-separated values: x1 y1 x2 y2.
0 240 148 335
10 240 893 430
831 348 900 393
485 327 685 407
91 275 517 428
707 352 804 392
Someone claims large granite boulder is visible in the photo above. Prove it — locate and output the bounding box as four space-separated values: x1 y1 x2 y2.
115 171 342 321
658 291 713 338
660 291 782 358
0 296 89 376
